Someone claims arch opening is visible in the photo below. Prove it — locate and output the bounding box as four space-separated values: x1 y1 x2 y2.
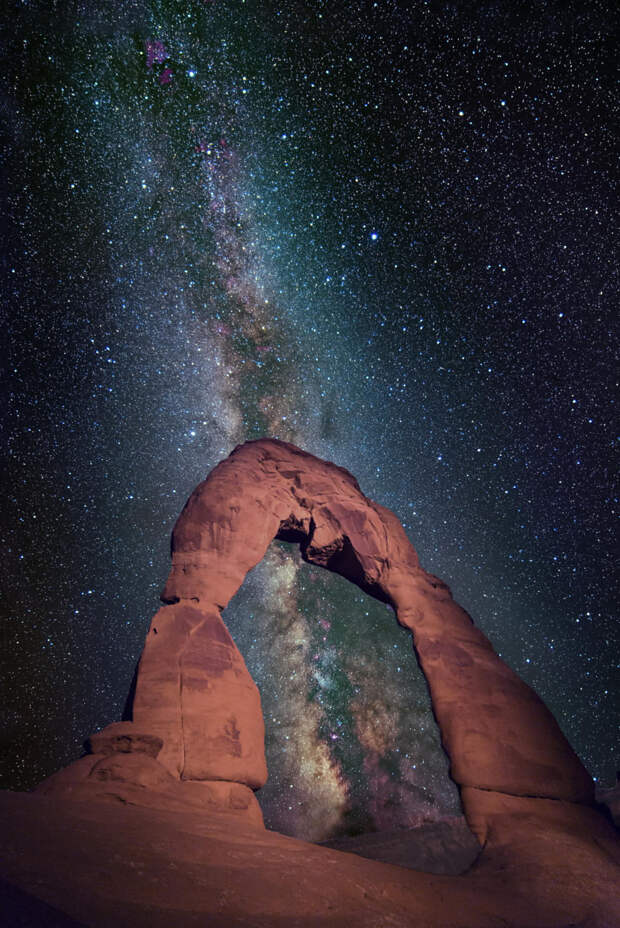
223 537 462 842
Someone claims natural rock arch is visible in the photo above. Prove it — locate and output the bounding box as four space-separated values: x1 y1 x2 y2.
23 438 620 928
125 438 592 840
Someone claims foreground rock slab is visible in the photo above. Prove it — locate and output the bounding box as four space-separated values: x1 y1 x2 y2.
1 792 618 927
321 816 482 875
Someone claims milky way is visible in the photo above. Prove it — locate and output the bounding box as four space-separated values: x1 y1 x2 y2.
2 0 618 841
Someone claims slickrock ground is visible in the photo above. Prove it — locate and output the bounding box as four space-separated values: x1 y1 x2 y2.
2 440 618 926
1 791 619 927
597 778 620 828
320 816 482 875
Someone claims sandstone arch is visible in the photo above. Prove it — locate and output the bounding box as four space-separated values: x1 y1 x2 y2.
125 438 592 839
23 438 620 928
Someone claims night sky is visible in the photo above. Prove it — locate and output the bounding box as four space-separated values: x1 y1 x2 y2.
2 0 618 842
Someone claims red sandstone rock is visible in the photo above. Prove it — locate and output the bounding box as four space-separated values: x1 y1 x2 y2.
86 721 163 758
1 791 618 927
88 751 177 791
7 438 618 925
133 603 266 786
597 777 620 827
133 437 593 836
35 747 264 828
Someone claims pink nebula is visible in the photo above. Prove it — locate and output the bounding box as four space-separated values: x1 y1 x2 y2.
145 40 167 69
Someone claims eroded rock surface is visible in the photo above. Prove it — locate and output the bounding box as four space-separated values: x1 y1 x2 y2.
13 438 619 925
36 722 264 828
321 816 482 875
133 604 266 786
86 722 163 758
2 792 618 927
130 437 593 838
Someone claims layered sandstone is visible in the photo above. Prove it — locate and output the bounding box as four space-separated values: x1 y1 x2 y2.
11 438 618 925
127 437 593 839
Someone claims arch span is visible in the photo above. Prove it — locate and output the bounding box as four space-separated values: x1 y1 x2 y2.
130 439 593 838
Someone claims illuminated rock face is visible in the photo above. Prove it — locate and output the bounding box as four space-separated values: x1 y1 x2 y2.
130 438 593 836
133 602 267 788
23 439 619 926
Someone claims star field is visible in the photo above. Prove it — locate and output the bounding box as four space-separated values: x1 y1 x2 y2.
1 0 618 841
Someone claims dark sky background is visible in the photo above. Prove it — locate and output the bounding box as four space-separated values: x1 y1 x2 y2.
1 0 618 842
